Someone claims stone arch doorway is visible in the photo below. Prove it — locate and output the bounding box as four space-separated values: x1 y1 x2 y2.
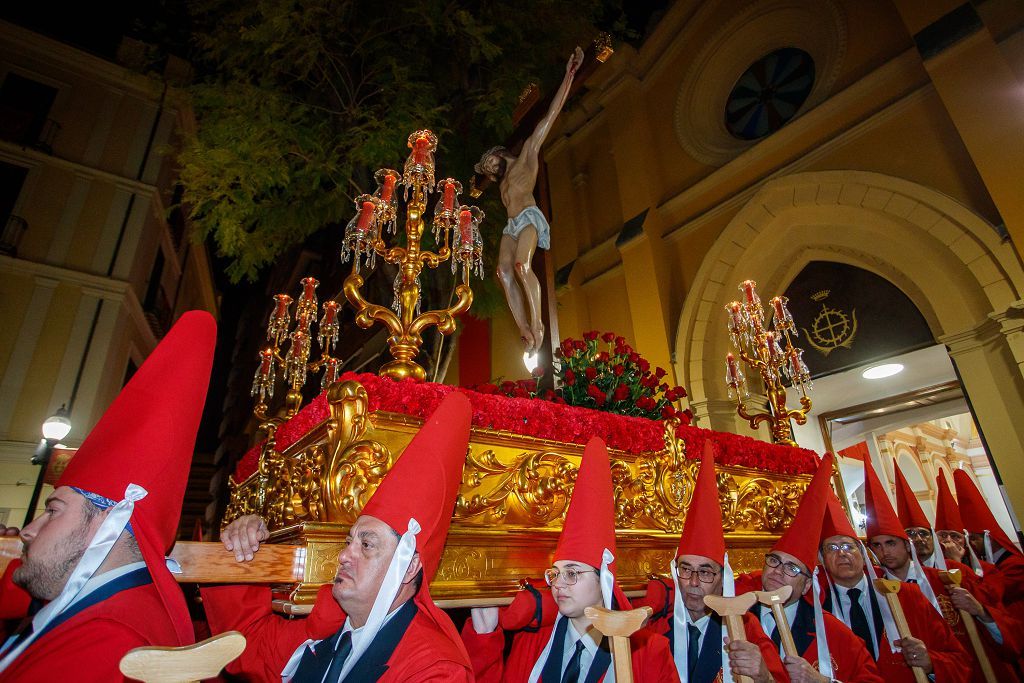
675 170 1024 515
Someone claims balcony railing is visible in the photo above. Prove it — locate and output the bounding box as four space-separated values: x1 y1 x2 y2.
0 215 27 257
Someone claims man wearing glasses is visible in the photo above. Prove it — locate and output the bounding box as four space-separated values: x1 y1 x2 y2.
651 444 783 683
748 454 881 683
863 461 1020 681
462 437 678 682
818 491 971 683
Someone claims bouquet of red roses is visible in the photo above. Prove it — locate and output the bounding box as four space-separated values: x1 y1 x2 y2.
554 331 691 423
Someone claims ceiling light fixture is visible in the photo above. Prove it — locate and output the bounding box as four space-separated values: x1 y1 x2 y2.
862 363 904 380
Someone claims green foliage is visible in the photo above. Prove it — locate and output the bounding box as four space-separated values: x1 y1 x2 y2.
176 0 618 290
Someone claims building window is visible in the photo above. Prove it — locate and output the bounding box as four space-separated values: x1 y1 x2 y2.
725 48 815 140
0 162 28 256
0 73 59 151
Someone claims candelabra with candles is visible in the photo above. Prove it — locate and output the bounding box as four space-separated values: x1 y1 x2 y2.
251 277 341 421
342 129 484 381
723 280 812 446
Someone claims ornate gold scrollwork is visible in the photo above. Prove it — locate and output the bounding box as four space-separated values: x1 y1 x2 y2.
456 449 577 528
720 475 806 533
322 381 393 525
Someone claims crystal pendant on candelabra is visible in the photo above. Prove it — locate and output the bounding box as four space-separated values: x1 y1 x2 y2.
725 355 748 399
739 279 764 330
267 294 293 345
402 130 437 194
374 169 401 235
787 346 813 389
285 330 311 387
432 178 462 244
318 300 340 352
391 271 422 315
342 194 381 273
725 300 747 349
765 331 785 368
251 348 276 401
297 277 319 320
452 204 485 281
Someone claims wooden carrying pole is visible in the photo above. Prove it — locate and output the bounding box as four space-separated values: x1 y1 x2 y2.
939 569 998 683
873 579 928 683
704 592 758 683
583 606 653 683
752 586 796 657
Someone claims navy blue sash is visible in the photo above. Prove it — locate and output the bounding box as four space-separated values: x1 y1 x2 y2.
538 616 612 683
291 598 418 683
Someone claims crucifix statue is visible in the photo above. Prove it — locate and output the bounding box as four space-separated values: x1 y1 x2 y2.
475 47 584 356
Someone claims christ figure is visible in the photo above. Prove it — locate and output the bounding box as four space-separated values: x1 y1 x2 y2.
475 47 584 355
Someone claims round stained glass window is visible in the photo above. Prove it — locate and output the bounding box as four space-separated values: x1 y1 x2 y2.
725 48 815 140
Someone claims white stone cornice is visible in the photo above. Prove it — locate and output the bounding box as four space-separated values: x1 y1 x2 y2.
0 140 158 198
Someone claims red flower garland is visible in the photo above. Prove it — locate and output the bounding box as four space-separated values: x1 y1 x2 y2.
233 372 819 481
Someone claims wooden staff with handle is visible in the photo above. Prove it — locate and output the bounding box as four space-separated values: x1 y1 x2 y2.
705 592 758 683
583 605 653 683
752 586 796 657
938 569 998 683
119 631 246 683
873 579 928 683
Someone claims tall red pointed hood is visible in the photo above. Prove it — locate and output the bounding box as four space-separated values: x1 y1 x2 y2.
821 489 859 541
933 474 963 532
554 437 617 571
361 391 472 581
863 459 907 541
953 469 1021 557
892 460 930 530
676 442 725 566
56 310 217 645
772 452 833 571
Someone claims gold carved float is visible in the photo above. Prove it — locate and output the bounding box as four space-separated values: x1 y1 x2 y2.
225 380 811 609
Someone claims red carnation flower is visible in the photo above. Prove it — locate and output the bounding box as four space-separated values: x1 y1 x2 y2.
585 366 597 381
601 332 616 343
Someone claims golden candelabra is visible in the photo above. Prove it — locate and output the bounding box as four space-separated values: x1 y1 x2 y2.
342 130 484 381
724 280 812 446
251 277 341 421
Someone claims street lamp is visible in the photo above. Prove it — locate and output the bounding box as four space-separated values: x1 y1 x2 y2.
24 404 71 526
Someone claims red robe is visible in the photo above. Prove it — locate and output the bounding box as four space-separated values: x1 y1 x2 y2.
828 579 971 683
919 566 1022 680
983 553 1024 607
0 581 182 682
755 598 883 683
0 562 31 640
462 615 679 682
201 584 471 682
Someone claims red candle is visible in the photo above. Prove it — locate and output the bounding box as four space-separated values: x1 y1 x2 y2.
413 136 429 165
301 277 318 303
458 209 472 244
357 200 375 232
443 180 455 212
771 296 785 323
322 301 338 325
726 352 738 383
259 348 273 377
273 294 291 319
742 280 757 305
727 301 743 330
381 174 396 203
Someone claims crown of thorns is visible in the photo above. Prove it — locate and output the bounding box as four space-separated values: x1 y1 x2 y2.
474 146 508 175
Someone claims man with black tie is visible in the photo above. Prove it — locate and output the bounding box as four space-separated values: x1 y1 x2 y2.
645 443 784 683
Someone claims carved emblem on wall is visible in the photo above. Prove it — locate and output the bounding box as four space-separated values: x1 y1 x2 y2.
803 289 858 356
